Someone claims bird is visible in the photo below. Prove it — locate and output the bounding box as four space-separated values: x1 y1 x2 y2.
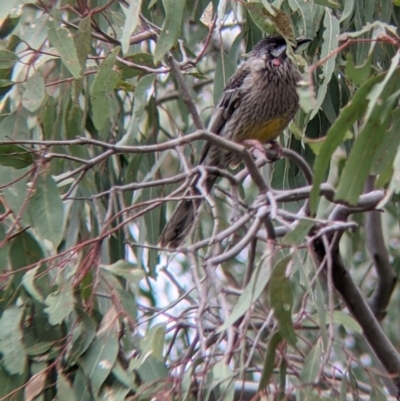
159 34 311 249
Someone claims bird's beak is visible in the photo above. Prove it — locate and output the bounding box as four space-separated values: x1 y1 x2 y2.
294 37 312 51
270 44 287 58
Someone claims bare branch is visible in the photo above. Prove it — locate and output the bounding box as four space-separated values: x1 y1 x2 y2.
365 176 397 321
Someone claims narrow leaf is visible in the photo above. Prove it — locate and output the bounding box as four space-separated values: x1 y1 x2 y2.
81 332 119 395
75 16 92 72
213 50 235 106
340 0 355 22
121 0 142 54
22 265 44 302
153 0 187 63
314 0 339 8
0 306 26 375
22 72 45 112
309 11 339 120
25 173 64 247
0 144 34 169
90 48 121 130
57 372 76 401
217 254 273 333
300 341 322 383
47 20 81 79
259 332 282 390
0 0 19 23
269 256 297 346
101 260 144 283
25 370 47 401
335 65 400 204
0 49 19 69
310 73 386 212
44 282 74 325
282 218 315 246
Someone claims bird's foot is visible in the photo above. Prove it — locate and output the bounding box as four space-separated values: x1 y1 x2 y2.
265 140 283 162
241 139 266 161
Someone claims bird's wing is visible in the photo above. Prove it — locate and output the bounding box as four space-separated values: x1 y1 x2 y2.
199 65 249 164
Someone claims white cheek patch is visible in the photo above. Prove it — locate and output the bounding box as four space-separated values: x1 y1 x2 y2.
271 44 287 58
253 57 267 71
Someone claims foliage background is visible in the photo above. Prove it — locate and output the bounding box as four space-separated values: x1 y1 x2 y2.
1 0 400 400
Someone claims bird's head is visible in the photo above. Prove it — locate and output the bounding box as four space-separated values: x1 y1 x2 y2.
251 35 311 67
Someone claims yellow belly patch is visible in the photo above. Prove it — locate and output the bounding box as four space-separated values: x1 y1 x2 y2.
249 118 288 143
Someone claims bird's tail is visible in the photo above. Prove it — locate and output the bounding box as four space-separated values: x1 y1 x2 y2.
159 175 217 249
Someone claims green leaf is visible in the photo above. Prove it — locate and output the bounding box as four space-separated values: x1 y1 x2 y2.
121 0 142 54
0 219 8 273
25 342 52 356
339 21 398 40
335 59 400 204
0 79 14 88
0 110 30 140
25 173 64 248
287 0 314 38
372 108 400 177
245 3 295 40
81 331 119 395
309 11 339 120
117 74 156 145
47 20 81 79
310 73 386 212
44 282 74 325
364 51 400 122
111 361 137 391
297 75 316 113
143 187 161 275
269 256 297 346
64 101 84 139
140 323 166 361
282 218 315 246
153 0 187 63
0 49 19 69
345 52 372 86
66 308 96 362
259 332 282 390
114 286 138 320
57 372 76 401
314 0 339 8
101 260 143 283
9 231 44 281
301 340 321 383
41 96 56 140
136 355 168 383
22 14 49 50
117 52 156 79
22 266 44 302
0 365 25 399
213 50 235 106
0 144 34 169
0 0 19 23
74 16 92 72
24 365 47 401
371 387 389 401
340 0 355 23
212 361 235 401
98 383 130 401
0 306 26 375
22 72 45 112
90 48 121 130
305 311 362 334
217 254 273 333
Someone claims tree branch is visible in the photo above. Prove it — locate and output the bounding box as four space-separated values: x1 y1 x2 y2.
365 176 397 321
312 191 400 396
